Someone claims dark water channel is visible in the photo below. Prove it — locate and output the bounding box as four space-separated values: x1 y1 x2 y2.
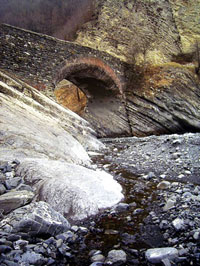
74 142 161 265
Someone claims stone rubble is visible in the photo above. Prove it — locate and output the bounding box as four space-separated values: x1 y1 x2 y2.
1 133 200 265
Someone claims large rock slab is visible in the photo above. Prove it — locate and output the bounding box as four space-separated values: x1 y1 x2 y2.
16 159 123 221
0 74 123 221
0 190 34 214
0 201 70 236
0 76 102 165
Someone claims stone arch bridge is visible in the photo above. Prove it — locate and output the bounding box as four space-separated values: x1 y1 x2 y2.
1 24 199 137
0 24 131 137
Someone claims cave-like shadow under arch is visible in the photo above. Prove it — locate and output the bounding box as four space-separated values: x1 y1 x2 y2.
54 57 131 137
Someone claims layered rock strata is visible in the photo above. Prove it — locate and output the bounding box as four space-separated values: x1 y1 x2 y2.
0 71 123 220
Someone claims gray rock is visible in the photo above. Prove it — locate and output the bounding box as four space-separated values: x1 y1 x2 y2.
106 249 127 264
161 258 172 266
159 220 169 230
58 243 71 256
0 201 70 236
89 250 102 257
193 231 200 240
0 190 34 214
104 229 119 235
90 263 104 266
91 254 105 263
0 245 12 253
20 251 46 265
16 183 33 192
1 260 18 266
13 239 29 250
56 238 63 248
0 184 6 195
145 247 178 264
79 226 89 234
183 192 193 198
133 208 144 215
163 199 176 212
157 181 171 190
56 231 75 242
147 172 156 180
5 177 21 190
71 225 79 232
0 173 6 183
5 172 14 179
0 78 103 166
172 218 184 231
115 203 129 212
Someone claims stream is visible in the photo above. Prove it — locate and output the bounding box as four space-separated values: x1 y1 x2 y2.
72 140 162 265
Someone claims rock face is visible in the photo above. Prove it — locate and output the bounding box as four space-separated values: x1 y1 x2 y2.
170 0 200 54
126 65 200 136
76 0 200 65
55 79 87 115
0 71 103 158
0 72 123 221
76 0 181 64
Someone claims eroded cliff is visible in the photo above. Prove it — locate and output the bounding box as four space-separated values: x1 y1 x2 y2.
76 0 200 65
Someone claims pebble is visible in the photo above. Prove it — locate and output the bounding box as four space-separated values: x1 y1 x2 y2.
104 229 119 235
163 199 176 211
90 263 104 266
91 254 105 262
0 245 12 253
146 172 156 180
133 208 144 215
159 220 169 230
193 231 200 240
115 203 129 212
157 181 171 190
172 218 184 231
106 249 127 264
5 177 21 190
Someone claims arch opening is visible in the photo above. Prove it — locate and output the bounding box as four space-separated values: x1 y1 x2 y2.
54 58 131 137
55 79 87 115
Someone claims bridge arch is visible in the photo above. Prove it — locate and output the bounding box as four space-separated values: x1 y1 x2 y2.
54 57 130 137
54 57 124 96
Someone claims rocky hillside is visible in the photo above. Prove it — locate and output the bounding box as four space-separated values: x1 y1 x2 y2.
76 0 200 65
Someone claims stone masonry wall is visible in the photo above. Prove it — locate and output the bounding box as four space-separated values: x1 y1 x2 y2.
0 24 127 99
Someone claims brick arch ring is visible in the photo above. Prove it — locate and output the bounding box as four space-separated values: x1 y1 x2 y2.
53 57 125 96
